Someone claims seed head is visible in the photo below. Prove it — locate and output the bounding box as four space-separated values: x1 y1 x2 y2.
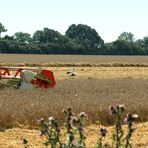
124 113 138 124
62 109 67 114
109 106 116 115
100 127 107 137
118 104 125 112
38 117 44 124
48 116 55 122
68 107 72 112
79 112 87 118
72 116 78 124
132 114 138 119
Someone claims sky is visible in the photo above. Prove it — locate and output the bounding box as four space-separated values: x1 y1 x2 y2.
0 0 148 43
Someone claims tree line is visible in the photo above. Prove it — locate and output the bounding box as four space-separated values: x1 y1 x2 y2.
0 22 148 55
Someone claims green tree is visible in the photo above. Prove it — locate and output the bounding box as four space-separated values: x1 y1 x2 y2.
14 32 31 44
143 36 148 48
136 37 148 48
32 30 45 43
33 28 63 44
3 35 15 41
0 22 7 38
118 32 135 42
43 28 62 43
136 39 144 47
65 24 104 49
112 40 142 55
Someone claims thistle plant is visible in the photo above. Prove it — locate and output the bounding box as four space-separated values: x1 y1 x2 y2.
109 105 125 148
74 112 87 147
109 105 138 148
38 108 87 148
97 127 107 148
35 105 138 148
62 108 75 147
62 108 73 133
123 113 138 148
38 117 62 148
63 108 87 147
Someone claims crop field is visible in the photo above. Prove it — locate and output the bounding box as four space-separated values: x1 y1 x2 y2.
0 54 148 147
0 54 148 66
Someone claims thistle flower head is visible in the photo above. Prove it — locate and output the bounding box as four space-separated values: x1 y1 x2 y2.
100 127 107 137
48 116 55 122
38 117 44 124
79 112 87 118
68 107 72 112
109 106 116 115
72 116 78 124
132 114 138 119
124 113 138 124
124 113 131 122
118 104 125 112
62 109 67 114
67 108 73 116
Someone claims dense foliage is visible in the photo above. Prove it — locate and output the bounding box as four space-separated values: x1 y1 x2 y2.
0 22 148 55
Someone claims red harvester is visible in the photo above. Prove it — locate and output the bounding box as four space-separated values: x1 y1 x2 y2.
0 67 56 89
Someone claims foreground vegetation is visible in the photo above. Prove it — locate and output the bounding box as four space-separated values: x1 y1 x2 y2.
22 105 138 148
0 23 148 55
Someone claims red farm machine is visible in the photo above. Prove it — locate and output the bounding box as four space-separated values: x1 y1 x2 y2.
0 67 56 89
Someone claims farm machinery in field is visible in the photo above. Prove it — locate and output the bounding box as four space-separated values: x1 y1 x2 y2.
0 67 56 89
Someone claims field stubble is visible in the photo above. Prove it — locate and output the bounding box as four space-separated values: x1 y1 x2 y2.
0 54 148 67
0 77 148 129
0 61 148 147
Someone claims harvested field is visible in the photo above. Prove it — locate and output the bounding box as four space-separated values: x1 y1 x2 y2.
0 54 148 67
0 122 148 147
52 67 148 80
0 55 148 147
0 72 148 130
